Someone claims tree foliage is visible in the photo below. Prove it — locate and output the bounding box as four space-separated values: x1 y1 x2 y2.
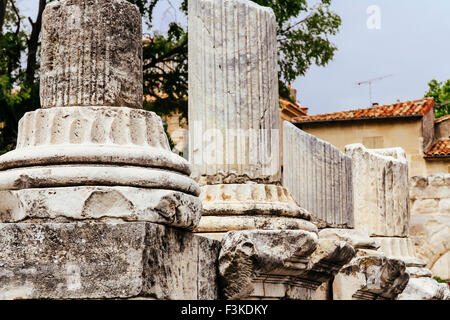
425 79 450 118
130 0 341 115
0 0 48 154
0 0 341 152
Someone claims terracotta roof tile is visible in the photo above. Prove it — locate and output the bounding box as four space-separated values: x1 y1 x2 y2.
424 139 450 158
293 98 435 123
436 114 450 124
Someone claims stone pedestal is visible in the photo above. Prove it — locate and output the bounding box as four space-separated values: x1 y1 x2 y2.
0 0 212 300
0 222 219 300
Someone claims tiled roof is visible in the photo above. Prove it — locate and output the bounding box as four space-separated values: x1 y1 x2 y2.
279 98 308 115
436 114 450 124
293 98 434 123
424 139 450 158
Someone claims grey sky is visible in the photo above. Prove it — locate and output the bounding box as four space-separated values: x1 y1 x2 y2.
16 0 450 115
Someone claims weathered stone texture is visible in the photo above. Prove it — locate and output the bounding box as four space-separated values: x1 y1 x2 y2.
283 122 354 228
333 255 410 300
372 237 425 267
0 187 201 230
188 0 280 183
397 278 450 300
199 184 310 219
345 144 410 237
218 230 355 300
0 222 220 300
409 174 450 280
40 0 143 108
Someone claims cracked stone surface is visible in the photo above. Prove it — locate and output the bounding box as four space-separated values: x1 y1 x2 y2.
40 0 143 108
0 187 201 230
346 144 410 237
218 229 355 300
333 254 410 300
283 122 354 228
188 0 281 183
0 222 220 300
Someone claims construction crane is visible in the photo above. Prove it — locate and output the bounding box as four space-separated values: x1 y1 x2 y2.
356 74 394 106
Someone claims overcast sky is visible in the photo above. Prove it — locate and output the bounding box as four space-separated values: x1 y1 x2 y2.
17 0 450 115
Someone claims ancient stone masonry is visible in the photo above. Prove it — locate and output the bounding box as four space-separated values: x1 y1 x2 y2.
345 144 409 237
188 0 280 184
0 0 220 300
283 122 354 228
409 174 450 281
40 0 143 109
218 230 355 300
342 144 449 300
188 0 357 300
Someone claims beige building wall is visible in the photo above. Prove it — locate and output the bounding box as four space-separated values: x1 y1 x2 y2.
299 119 449 177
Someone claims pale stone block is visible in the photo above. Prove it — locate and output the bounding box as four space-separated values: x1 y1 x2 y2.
283 122 354 228
333 255 410 300
40 0 143 108
411 199 439 214
0 186 201 230
199 184 310 219
438 198 450 214
372 237 426 267
0 222 220 300
188 0 281 183
218 230 355 300
430 251 450 280
345 144 410 237
319 228 380 250
409 214 450 271
196 215 318 234
397 277 450 300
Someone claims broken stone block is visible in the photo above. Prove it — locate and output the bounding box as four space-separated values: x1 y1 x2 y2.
345 144 410 237
0 222 220 300
218 230 355 300
188 0 281 183
283 122 354 228
372 237 426 267
332 254 410 300
40 0 143 108
0 187 201 230
397 277 450 300
318 229 380 250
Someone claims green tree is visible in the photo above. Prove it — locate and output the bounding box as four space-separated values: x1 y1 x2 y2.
0 0 49 154
425 79 450 118
0 0 341 152
131 0 341 115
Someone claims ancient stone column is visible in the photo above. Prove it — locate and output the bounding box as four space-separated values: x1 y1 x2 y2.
189 0 356 300
345 144 410 237
341 143 449 300
188 0 280 184
0 0 219 300
283 122 354 228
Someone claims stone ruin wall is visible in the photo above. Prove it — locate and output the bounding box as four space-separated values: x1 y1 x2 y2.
409 174 450 280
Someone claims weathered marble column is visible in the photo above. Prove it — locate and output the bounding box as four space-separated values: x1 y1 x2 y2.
283 122 354 228
342 144 449 300
188 0 280 184
0 0 219 300
345 144 410 237
188 0 356 300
